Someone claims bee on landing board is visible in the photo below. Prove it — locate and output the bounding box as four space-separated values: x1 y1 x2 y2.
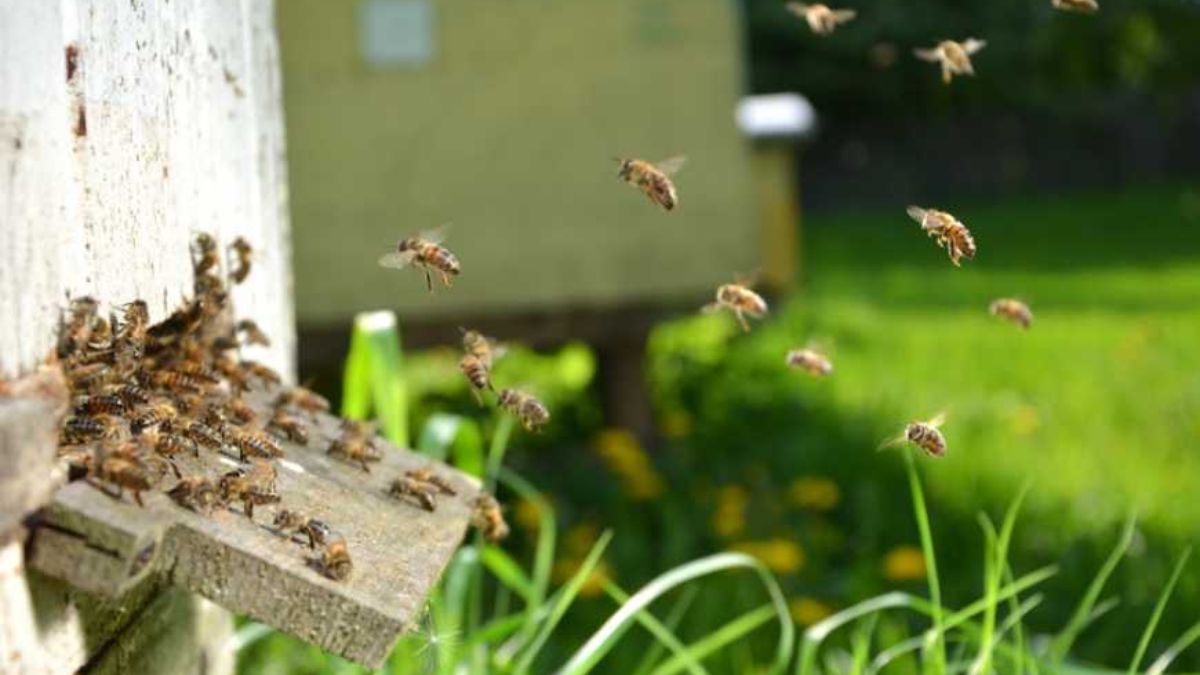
167 475 220 515
989 298 1034 329
471 493 510 543
89 444 157 507
880 412 949 458
378 226 460 292
273 509 334 549
702 277 768 332
229 237 253 284
497 388 550 433
388 475 440 512
786 342 834 377
1052 0 1098 12
786 3 857 35
906 206 977 267
914 39 986 84
616 156 686 211
319 537 352 581
218 461 280 519
328 432 382 472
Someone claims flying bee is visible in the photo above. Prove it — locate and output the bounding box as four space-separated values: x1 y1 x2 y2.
914 39 986 84
235 319 271 347
786 342 834 377
231 427 284 462
989 298 1033 329
328 434 382 472
471 493 510 543
459 354 494 404
702 278 768 332
193 233 219 274
167 475 220 515
62 414 125 444
73 393 129 416
461 328 505 369
1052 0 1098 12
388 475 440 511
275 386 330 415
616 156 686 211
268 409 309 444
273 509 334 549
880 412 949 458
497 388 551 432
319 537 352 581
786 2 857 35
90 447 156 507
906 206 977 267
240 360 282 386
130 400 178 435
218 461 280 519
378 226 461 292
229 237 253 284
406 468 457 496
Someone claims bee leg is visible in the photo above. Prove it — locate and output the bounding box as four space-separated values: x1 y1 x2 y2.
440 270 452 288
424 269 433 293
360 459 371 473
735 310 750 332
132 489 144 507
306 530 317 550
245 501 255 520
168 460 182 479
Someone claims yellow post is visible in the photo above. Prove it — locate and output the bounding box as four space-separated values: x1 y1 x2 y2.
752 144 800 291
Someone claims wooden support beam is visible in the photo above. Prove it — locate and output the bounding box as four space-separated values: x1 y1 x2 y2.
27 388 479 668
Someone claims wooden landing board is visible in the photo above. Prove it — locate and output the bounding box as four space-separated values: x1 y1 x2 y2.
29 389 479 667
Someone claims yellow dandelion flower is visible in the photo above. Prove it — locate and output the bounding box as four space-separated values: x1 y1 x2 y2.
594 428 666 501
883 545 926 582
513 497 544 533
731 538 806 575
789 597 834 626
552 559 613 599
564 521 601 558
659 409 694 439
711 485 748 539
788 476 841 511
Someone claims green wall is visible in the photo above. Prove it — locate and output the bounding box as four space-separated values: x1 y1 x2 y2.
279 0 759 324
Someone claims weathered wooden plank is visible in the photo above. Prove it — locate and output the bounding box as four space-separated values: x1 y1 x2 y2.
29 389 479 668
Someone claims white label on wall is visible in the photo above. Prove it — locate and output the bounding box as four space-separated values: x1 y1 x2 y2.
359 0 435 69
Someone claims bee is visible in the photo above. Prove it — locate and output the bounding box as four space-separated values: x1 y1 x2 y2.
235 319 271 347
459 355 494 404
988 298 1033 329
223 397 258 424
152 431 199 462
268 409 309 445
880 412 949 458
59 296 100 358
497 388 551 433
229 237 253 284
167 475 220 515
218 461 280 519
786 344 834 377
461 328 505 369
273 509 334 549
62 414 125 444
73 393 129 416
906 206 977 267
616 156 686 211
786 3 856 35
914 39 986 84
1052 0 1098 12
115 300 149 371
241 360 282 386
215 356 251 394
702 279 768 332
193 233 219 274
378 226 461 292
407 468 457 496
328 434 382 472
274 387 330 415
180 420 225 452
150 370 207 394
108 383 151 407
91 447 156 507
340 419 378 438
388 475 440 511
130 400 178 435
231 427 284 461
319 537 352 581
471 493 510 543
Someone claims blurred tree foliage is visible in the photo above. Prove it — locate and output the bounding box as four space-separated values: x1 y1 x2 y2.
743 0 1200 119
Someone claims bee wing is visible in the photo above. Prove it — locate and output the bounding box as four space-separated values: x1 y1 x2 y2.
654 155 687 177
832 9 857 22
926 411 948 429
905 205 930 227
418 223 452 245
877 431 908 451
805 336 835 354
913 48 941 63
700 302 723 315
489 340 510 361
378 251 417 269
734 269 762 288
962 38 986 55
785 2 809 17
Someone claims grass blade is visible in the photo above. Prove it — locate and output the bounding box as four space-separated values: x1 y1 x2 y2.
561 552 794 675
800 592 920 675
1147 619 1200 675
417 413 485 477
498 469 557 643
481 545 535 603
849 614 879 675
486 413 517 488
631 587 701 675
1128 547 1192 673
514 530 613 674
1047 514 1136 662
602 581 707 675
648 605 777 675
341 310 408 447
903 448 946 675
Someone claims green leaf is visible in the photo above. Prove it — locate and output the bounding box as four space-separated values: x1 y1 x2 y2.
417 413 485 476
481 545 535 603
1047 514 1136 663
602 581 706 675
341 310 408 447
1128 547 1192 673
